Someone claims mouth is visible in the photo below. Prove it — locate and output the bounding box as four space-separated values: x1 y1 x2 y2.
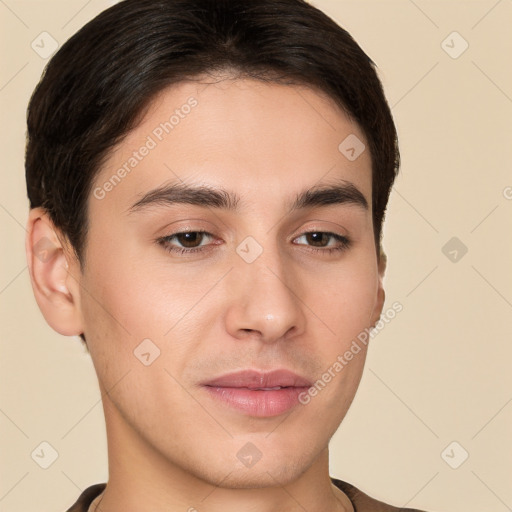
201 369 312 417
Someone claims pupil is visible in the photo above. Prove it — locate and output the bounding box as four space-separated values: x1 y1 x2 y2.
179 232 201 248
307 232 325 246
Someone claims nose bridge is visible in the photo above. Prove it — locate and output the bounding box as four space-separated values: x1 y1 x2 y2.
226 235 305 341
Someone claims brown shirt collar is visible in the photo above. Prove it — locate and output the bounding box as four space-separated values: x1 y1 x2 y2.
65 479 430 512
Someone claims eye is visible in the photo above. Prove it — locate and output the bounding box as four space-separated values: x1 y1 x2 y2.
157 230 217 254
293 231 351 254
156 230 351 256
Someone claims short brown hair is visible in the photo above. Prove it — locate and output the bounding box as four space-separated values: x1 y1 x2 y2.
26 0 400 270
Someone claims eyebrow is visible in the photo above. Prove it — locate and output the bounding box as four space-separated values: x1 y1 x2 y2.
127 180 369 215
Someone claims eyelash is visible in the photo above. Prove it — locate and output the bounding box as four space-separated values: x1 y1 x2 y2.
156 230 351 256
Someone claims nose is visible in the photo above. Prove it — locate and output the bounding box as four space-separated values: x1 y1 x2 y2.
224 249 307 344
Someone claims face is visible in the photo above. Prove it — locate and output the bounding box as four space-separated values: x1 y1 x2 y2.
63 78 384 487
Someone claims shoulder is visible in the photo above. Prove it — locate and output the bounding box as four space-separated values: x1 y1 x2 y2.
65 483 106 512
331 477 430 512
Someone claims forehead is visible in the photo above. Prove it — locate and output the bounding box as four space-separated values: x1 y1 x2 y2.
91 78 372 216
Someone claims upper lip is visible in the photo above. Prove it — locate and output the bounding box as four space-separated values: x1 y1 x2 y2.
202 369 312 389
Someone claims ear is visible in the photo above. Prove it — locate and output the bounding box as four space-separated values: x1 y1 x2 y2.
25 208 84 336
369 246 387 327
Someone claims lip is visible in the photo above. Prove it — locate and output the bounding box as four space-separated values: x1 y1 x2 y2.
202 369 312 389
201 369 312 417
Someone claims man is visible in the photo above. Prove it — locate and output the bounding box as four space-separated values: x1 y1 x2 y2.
24 0 431 510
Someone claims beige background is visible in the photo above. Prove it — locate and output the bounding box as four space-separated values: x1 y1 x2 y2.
1 1 511 511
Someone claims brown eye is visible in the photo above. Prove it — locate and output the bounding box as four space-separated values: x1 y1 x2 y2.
304 232 330 247
293 231 351 254
157 230 215 254
174 232 206 248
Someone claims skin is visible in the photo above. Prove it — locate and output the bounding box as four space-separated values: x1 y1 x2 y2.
26 76 386 512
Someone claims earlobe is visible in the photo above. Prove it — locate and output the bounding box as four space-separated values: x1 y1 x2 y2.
25 208 84 336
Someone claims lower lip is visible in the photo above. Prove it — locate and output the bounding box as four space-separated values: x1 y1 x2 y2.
202 386 309 417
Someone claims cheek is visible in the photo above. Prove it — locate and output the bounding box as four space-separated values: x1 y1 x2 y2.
78 246 217 398
81 248 169 336
305 259 378 344
78 251 163 388
81 246 378 355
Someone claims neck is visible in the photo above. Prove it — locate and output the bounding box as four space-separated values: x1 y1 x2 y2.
91 395 354 512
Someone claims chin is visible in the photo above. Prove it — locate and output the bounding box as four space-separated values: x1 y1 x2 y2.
211 466 303 490
195 446 316 490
